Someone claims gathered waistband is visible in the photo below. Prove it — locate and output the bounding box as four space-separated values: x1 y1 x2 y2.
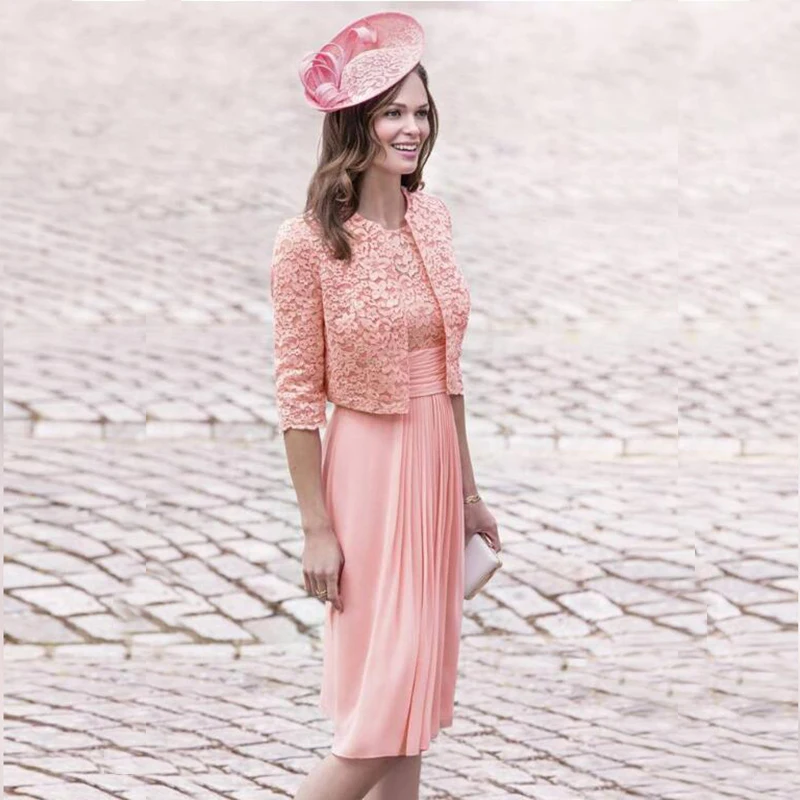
408 344 447 398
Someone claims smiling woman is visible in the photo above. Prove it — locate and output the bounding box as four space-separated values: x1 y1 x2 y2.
273 11 500 800
298 57 441 261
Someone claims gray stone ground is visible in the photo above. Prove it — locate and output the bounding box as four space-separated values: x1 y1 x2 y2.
2 1 798 799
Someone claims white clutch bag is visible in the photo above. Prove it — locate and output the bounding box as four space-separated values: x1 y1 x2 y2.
464 531 502 599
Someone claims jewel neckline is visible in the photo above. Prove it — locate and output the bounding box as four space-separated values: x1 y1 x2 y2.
353 216 410 233
352 188 410 232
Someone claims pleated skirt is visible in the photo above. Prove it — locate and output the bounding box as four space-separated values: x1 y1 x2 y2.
318 344 465 759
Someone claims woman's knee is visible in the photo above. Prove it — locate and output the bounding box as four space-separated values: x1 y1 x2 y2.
331 752 399 773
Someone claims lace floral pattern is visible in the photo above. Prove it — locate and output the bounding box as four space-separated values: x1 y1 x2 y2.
269 217 328 431
270 187 470 431
379 224 446 351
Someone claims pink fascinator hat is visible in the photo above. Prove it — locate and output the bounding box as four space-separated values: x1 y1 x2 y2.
298 12 425 113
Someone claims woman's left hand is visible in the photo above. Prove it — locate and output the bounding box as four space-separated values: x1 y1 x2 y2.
464 500 501 553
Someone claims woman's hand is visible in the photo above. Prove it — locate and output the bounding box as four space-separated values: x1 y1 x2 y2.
464 500 501 553
301 517 345 613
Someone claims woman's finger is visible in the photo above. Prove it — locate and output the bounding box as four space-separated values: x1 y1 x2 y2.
326 576 343 612
485 531 501 552
310 575 326 598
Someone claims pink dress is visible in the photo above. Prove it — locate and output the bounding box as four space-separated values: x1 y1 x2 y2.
318 217 465 759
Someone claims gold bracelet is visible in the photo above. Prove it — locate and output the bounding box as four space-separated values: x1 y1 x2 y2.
464 494 481 504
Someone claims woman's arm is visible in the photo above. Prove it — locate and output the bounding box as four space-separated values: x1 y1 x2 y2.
449 393 478 498
271 218 328 524
282 428 344 611
450 393 501 552
270 218 328 525
282 429 329 531
271 219 344 610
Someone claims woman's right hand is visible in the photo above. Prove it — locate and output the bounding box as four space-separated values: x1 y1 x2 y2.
301 517 345 613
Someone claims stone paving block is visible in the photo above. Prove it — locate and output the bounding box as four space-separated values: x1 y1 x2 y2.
485 583 560 618
182 542 222 560
145 421 213 438
208 553 265 581
64 571 131 597
3 765 63 787
13 586 106 617
242 573 306 604
156 644 237 660
558 591 624 622
181 613 255 642
18 786 121 800
32 422 106 439
3 645 49 660
745 602 796 626
475 607 534 635
15 551 93 574
223 539 285 564
242 615 298 644
4 563 60 589
535 613 592 639
121 787 192 800
68 614 134 641
121 576 183 607
29 401 101 421
705 576 792 606
52 644 129 660
722 558 795 581
659 613 707 636
211 592 272 621
279 597 327 629
148 401 209 421
146 601 212 627
96 402 144 422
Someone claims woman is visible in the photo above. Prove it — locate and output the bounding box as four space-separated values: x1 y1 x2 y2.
270 13 501 800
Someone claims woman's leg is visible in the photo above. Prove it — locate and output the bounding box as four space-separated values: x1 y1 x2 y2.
294 753 400 800
363 754 422 800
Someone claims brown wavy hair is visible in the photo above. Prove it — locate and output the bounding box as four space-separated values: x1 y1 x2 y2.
303 64 439 261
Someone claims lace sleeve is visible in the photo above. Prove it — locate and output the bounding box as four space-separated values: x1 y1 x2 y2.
439 196 453 236
270 217 327 432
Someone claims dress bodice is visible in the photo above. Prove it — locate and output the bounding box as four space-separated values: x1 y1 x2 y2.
358 218 446 351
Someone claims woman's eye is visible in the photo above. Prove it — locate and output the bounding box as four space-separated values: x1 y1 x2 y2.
386 110 428 117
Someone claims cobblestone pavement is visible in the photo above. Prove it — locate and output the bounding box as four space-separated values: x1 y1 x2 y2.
5 323 798 457
4 444 796 650
3 1 799 799
5 635 795 800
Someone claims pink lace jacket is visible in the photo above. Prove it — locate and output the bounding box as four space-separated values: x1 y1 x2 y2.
270 186 471 432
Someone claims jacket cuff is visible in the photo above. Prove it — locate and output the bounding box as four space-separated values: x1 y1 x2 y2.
279 404 328 432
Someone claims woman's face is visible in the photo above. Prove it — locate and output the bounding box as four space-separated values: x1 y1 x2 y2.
371 72 430 173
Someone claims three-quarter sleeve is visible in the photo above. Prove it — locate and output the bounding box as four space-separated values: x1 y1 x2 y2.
270 218 327 432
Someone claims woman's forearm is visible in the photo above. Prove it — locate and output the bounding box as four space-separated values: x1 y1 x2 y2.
282 428 330 531
449 394 478 498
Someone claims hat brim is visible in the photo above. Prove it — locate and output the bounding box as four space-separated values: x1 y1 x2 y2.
301 12 425 113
